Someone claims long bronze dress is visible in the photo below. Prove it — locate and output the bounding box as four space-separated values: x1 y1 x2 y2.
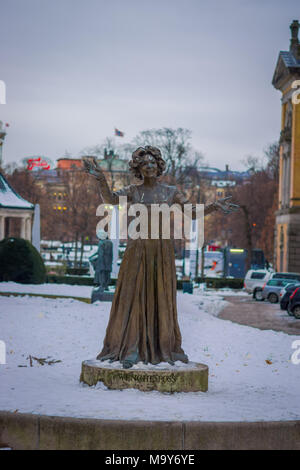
97 182 189 367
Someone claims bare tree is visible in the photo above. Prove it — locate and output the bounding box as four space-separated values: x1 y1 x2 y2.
82 137 118 159
133 128 197 183
5 167 44 205
82 128 205 186
206 169 277 268
81 137 131 191
241 154 264 173
58 169 100 267
264 141 280 182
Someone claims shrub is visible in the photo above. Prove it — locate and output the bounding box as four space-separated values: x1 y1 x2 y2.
66 267 89 276
45 274 243 289
45 263 67 276
0 238 46 284
196 277 244 289
46 274 95 286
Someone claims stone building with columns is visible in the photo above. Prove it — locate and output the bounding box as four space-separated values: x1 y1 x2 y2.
272 20 300 272
0 172 34 241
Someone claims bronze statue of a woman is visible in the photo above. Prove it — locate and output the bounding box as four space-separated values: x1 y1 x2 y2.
83 146 237 369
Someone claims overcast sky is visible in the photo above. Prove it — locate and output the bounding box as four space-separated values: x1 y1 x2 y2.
0 0 299 170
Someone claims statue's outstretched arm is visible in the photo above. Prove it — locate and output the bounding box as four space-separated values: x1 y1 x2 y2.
82 157 118 204
174 191 239 218
203 196 239 216
174 190 217 219
212 196 239 214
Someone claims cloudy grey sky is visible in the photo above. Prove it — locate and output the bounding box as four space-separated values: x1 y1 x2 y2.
0 0 299 170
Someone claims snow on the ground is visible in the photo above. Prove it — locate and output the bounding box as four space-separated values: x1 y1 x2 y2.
0 282 94 298
0 288 300 422
210 288 249 296
193 284 249 297
88 359 201 371
0 281 247 301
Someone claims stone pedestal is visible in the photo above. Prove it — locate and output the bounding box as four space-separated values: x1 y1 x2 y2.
91 288 114 303
80 359 208 393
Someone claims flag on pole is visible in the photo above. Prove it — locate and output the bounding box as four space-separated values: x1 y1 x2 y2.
115 128 124 137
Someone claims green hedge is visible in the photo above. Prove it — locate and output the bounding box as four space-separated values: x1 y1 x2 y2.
46 274 243 289
176 278 243 290
66 267 89 276
0 238 46 284
46 275 95 286
198 278 244 289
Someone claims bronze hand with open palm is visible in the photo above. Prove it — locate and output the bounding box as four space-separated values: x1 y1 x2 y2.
214 196 239 214
82 157 105 180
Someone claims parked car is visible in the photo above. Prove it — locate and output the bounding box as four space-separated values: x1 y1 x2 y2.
244 269 272 299
287 287 300 319
271 272 300 282
261 278 292 303
279 283 300 310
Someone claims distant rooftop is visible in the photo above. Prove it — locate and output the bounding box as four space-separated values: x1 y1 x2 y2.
198 167 250 181
272 20 300 89
279 50 300 69
0 173 34 210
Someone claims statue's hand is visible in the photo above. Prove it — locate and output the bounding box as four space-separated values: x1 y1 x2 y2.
82 157 105 180
214 196 239 214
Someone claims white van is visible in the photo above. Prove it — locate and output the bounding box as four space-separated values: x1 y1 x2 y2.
244 270 272 297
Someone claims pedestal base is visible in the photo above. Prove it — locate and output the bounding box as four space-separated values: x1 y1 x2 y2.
91 289 114 303
80 359 208 393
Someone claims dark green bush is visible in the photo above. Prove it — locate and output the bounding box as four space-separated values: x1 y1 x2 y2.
176 278 243 290
66 267 89 276
0 238 46 284
44 274 244 290
46 274 95 286
196 277 243 289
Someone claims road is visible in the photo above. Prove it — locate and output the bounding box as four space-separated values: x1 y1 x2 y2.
219 295 300 336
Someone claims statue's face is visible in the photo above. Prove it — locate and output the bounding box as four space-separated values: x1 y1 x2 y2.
140 153 158 178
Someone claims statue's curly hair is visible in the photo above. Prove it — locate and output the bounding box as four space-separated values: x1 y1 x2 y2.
129 146 166 180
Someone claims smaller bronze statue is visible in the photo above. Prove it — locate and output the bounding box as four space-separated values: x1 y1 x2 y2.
90 228 113 303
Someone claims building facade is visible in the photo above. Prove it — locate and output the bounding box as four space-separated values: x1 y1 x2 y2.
272 20 300 272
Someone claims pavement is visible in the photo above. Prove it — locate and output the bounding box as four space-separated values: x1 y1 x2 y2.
219 295 300 336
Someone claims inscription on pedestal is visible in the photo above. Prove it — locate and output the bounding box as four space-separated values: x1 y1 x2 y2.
80 360 209 393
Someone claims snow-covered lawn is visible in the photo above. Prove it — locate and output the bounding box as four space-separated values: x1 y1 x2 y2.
0 288 299 422
0 281 247 300
0 281 93 298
